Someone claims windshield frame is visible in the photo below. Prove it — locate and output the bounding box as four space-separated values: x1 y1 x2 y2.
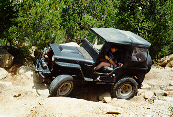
85 30 105 52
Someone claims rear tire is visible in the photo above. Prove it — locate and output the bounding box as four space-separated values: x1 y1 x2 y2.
147 54 152 73
112 77 138 99
49 75 74 97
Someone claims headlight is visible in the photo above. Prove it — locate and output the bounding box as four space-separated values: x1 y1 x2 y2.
52 55 55 62
41 59 47 69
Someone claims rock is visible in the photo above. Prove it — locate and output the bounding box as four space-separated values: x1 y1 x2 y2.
158 54 173 62
5 73 12 79
29 46 37 58
161 97 173 103
158 54 173 67
103 96 112 103
99 92 112 103
34 84 49 97
17 66 34 79
110 98 128 108
36 89 49 97
159 60 168 66
146 115 152 117
33 97 123 116
137 89 146 97
169 81 173 86
141 83 151 89
167 91 173 96
0 48 14 68
0 81 12 87
154 90 167 96
166 60 173 68
130 95 145 102
17 66 33 74
144 91 154 99
163 86 173 91
0 68 8 79
13 93 21 97
154 100 166 105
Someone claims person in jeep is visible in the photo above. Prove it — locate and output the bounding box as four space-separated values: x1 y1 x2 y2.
94 45 123 70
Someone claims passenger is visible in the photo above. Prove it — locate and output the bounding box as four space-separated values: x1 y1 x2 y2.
94 45 123 71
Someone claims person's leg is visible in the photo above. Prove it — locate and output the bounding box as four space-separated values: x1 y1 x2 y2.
94 62 111 70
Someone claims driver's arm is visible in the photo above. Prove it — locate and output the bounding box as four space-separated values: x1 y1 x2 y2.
105 55 116 65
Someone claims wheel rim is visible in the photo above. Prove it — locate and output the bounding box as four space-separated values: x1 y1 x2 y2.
57 82 72 96
119 83 133 96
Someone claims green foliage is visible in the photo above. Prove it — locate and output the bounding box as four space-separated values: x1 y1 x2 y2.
61 0 118 43
115 0 173 58
18 46 31 61
1 0 172 60
141 0 173 58
169 106 173 116
8 0 66 50
0 0 17 45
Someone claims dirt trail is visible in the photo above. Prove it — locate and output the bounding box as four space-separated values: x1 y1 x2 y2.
0 66 173 117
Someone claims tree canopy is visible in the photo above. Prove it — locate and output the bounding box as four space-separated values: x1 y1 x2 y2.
0 0 172 59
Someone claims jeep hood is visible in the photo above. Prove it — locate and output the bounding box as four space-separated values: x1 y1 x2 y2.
49 44 94 63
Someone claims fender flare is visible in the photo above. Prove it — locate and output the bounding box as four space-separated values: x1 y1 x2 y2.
54 61 84 81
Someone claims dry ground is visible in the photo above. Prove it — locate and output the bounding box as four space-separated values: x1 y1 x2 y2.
0 65 173 117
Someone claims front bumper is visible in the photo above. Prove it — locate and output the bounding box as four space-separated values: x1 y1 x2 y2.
35 59 51 78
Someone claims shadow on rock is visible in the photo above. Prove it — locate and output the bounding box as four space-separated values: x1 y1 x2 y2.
69 83 112 102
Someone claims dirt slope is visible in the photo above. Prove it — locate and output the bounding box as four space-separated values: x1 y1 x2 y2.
0 66 173 117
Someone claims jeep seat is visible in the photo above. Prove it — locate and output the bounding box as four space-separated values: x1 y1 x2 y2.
101 66 113 73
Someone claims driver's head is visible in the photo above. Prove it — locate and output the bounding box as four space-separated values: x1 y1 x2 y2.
111 45 118 53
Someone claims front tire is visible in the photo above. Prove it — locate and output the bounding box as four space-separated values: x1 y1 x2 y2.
112 77 138 99
49 75 74 97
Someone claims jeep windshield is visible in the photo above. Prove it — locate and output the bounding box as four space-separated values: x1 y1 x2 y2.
86 31 105 51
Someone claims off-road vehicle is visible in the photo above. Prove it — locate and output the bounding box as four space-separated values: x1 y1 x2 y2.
34 28 152 99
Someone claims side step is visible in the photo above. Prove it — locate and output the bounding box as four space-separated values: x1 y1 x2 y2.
84 77 93 81
84 76 101 82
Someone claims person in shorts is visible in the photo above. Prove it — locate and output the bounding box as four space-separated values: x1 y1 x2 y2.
94 45 123 70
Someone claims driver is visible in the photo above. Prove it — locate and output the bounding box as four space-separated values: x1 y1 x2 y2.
94 45 123 71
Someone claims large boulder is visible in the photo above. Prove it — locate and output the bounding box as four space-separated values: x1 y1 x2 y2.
0 68 8 79
0 48 14 68
166 60 173 68
158 54 173 67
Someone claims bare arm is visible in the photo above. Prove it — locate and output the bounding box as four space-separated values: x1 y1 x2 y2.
105 55 116 65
